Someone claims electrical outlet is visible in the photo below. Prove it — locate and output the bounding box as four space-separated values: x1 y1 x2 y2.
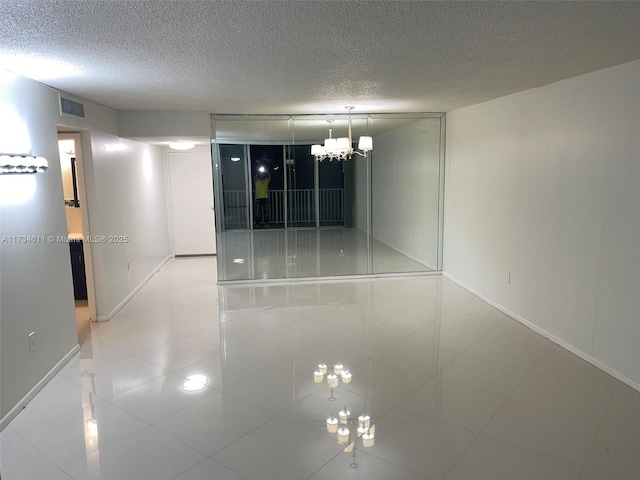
506 272 512 284
28 331 36 351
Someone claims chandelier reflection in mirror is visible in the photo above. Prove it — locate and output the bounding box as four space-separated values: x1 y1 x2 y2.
311 107 373 162
315 362 375 469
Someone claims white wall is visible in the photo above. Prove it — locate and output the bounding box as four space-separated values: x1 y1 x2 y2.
117 110 211 138
372 118 442 269
0 70 78 419
444 60 640 389
84 133 171 318
55 94 173 321
168 149 216 255
1 69 173 422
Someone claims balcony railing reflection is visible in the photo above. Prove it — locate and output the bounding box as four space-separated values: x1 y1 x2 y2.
223 188 344 228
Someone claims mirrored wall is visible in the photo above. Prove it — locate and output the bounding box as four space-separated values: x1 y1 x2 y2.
211 112 445 282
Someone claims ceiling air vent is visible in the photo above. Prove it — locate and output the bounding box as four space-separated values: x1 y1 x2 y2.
60 96 85 118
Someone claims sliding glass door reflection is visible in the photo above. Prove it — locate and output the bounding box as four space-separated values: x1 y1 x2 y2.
212 113 444 282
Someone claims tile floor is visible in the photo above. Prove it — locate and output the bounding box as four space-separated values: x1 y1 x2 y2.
1 257 639 479
216 228 433 281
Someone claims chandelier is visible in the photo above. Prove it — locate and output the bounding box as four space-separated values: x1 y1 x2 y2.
311 107 373 162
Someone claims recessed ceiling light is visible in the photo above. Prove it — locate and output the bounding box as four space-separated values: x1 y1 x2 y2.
230 157 241 162
169 141 195 150
233 258 245 264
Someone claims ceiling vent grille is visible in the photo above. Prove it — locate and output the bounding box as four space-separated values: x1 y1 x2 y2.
60 96 85 118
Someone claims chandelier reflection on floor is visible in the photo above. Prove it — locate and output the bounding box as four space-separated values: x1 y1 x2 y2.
314 362 375 468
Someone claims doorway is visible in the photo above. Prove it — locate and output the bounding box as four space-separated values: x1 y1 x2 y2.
167 150 217 255
57 132 96 336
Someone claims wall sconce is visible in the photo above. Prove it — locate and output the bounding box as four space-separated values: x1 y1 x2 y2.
0 154 48 174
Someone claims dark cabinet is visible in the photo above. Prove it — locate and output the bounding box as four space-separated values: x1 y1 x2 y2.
69 240 87 300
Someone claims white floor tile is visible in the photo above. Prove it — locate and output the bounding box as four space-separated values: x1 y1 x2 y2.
154 392 274 455
344 360 431 406
464 327 551 370
584 418 640 478
19 399 147 466
482 398 600 465
439 354 531 398
8 378 91 433
173 458 250 480
68 355 168 399
136 336 218 371
94 324 183 355
279 384 395 439
444 436 581 480
399 377 507 433
108 373 217 423
599 383 640 433
372 407 477 480
58 340 129 380
5 257 640 480
212 416 340 480
224 365 323 414
231 330 316 364
406 323 484 353
174 351 272 391
59 426 205 480
511 346 616 418
308 449 430 480
373 339 459 376
0 430 73 480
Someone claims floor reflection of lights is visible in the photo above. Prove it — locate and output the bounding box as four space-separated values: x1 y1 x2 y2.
2 256 639 480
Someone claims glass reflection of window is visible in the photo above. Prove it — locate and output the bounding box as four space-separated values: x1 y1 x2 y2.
212 113 445 282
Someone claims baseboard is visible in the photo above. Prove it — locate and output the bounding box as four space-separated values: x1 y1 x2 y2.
0 344 81 431
442 272 640 394
96 255 172 322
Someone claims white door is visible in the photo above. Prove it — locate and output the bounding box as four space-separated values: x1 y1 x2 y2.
168 151 216 255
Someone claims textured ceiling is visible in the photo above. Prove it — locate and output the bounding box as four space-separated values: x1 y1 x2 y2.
1 1 640 114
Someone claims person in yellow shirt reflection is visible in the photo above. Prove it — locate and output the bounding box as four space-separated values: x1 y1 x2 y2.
253 166 271 227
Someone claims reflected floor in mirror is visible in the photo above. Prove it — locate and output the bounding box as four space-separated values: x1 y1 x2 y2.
217 227 434 281
2 257 639 480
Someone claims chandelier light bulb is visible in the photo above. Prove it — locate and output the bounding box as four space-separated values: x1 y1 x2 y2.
358 136 373 151
338 408 350 424
358 414 370 428
327 415 339 433
337 426 350 444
